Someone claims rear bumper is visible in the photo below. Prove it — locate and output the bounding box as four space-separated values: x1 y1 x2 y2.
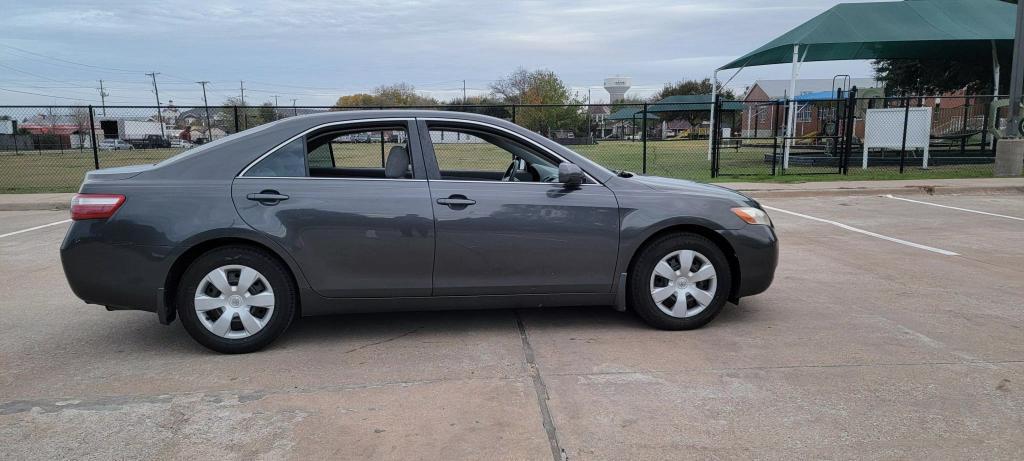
718 225 778 298
60 221 171 312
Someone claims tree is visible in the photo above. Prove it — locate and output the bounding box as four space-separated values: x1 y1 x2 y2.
333 83 438 108
445 96 511 119
650 78 736 129
489 67 586 135
335 93 376 107
872 58 1008 96
650 78 735 101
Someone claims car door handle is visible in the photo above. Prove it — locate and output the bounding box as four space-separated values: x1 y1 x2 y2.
436 195 476 207
247 190 289 205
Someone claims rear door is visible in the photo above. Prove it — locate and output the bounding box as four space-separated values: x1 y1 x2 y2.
421 119 620 296
232 119 435 298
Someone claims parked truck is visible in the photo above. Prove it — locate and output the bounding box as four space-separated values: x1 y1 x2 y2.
97 120 172 149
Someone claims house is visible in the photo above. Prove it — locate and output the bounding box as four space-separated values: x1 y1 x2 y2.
743 78 881 102
740 78 882 138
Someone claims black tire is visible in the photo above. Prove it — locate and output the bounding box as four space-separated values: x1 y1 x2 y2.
177 245 297 353
628 233 732 330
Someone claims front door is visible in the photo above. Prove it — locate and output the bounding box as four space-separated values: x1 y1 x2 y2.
421 120 620 296
233 120 435 298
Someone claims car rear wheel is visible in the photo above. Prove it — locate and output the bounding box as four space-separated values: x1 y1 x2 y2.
628 233 731 330
177 246 296 353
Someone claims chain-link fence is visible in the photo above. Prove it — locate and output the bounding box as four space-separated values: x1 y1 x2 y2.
0 96 1017 192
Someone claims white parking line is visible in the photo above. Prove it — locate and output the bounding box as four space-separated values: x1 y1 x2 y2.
0 219 72 239
883 195 1024 222
762 206 959 256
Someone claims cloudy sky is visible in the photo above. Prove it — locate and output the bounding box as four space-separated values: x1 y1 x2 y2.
1 0 876 106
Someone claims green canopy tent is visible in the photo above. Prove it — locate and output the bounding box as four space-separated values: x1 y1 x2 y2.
709 0 1019 167
647 94 746 112
607 106 659 140
648 95 746 139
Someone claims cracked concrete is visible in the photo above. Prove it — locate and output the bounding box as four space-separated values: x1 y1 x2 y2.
2 193 1023 459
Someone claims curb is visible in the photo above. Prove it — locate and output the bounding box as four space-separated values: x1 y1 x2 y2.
726 185 1024 199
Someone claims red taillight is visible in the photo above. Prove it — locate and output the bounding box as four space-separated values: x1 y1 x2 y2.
70 194 125 220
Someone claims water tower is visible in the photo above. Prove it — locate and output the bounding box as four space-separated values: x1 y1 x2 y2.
604 77 632 103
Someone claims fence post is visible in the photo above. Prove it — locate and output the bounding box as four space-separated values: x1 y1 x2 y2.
511 105 516 124
641 103 648 174
899 96 911 174
88 105 100 170
710 99 720 178
233 106 240 133
842 87 858 175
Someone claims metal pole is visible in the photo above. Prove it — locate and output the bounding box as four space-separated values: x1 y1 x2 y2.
708 70 718 160
642 103 648 174
783 44 800 171
900 97 910 174
1005 1 1024 137
146 72 166 138
88 105 99 169
233 106 240 133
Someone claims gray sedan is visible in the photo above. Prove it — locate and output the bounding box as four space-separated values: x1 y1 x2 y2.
60 110 777 353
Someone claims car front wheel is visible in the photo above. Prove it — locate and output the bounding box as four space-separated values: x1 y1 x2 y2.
628 233 731 330
177 246 296 353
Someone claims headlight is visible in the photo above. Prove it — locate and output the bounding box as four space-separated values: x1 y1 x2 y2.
731 207 772 226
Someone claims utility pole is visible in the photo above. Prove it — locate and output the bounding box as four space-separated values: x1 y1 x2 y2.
197 81 213 142
462 80 467 104
97 80 108 116
238 80 247 130
145 72 166 138
291 98 298 116
273 95 279 107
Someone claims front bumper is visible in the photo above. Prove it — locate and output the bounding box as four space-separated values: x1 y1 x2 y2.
718 224 778 298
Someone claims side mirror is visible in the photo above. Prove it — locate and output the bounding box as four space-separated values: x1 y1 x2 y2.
558 162 583 188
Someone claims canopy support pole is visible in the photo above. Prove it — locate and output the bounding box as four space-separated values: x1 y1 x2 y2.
708 70 719 160
783 44 805 170
992 41 1001 150
992 41 1001 96
1006 1 1024 138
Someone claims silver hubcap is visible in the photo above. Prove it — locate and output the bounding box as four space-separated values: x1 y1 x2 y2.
194 265 275 339
649 250 717 318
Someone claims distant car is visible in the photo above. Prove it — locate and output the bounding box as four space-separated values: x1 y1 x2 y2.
128 135 172 149
97 139 133 150
171 139 194 149
60 110 778 354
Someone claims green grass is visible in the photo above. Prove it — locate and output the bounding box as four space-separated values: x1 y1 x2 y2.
0 140 1005 193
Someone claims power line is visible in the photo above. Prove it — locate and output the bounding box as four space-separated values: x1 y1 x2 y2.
0 44 145 74
0 87 99 102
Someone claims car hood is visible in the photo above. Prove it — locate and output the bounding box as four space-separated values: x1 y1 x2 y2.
624 175 760 206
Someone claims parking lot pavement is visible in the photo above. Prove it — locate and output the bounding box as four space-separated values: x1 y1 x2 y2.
1 193 1022 460
0 210 68 236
